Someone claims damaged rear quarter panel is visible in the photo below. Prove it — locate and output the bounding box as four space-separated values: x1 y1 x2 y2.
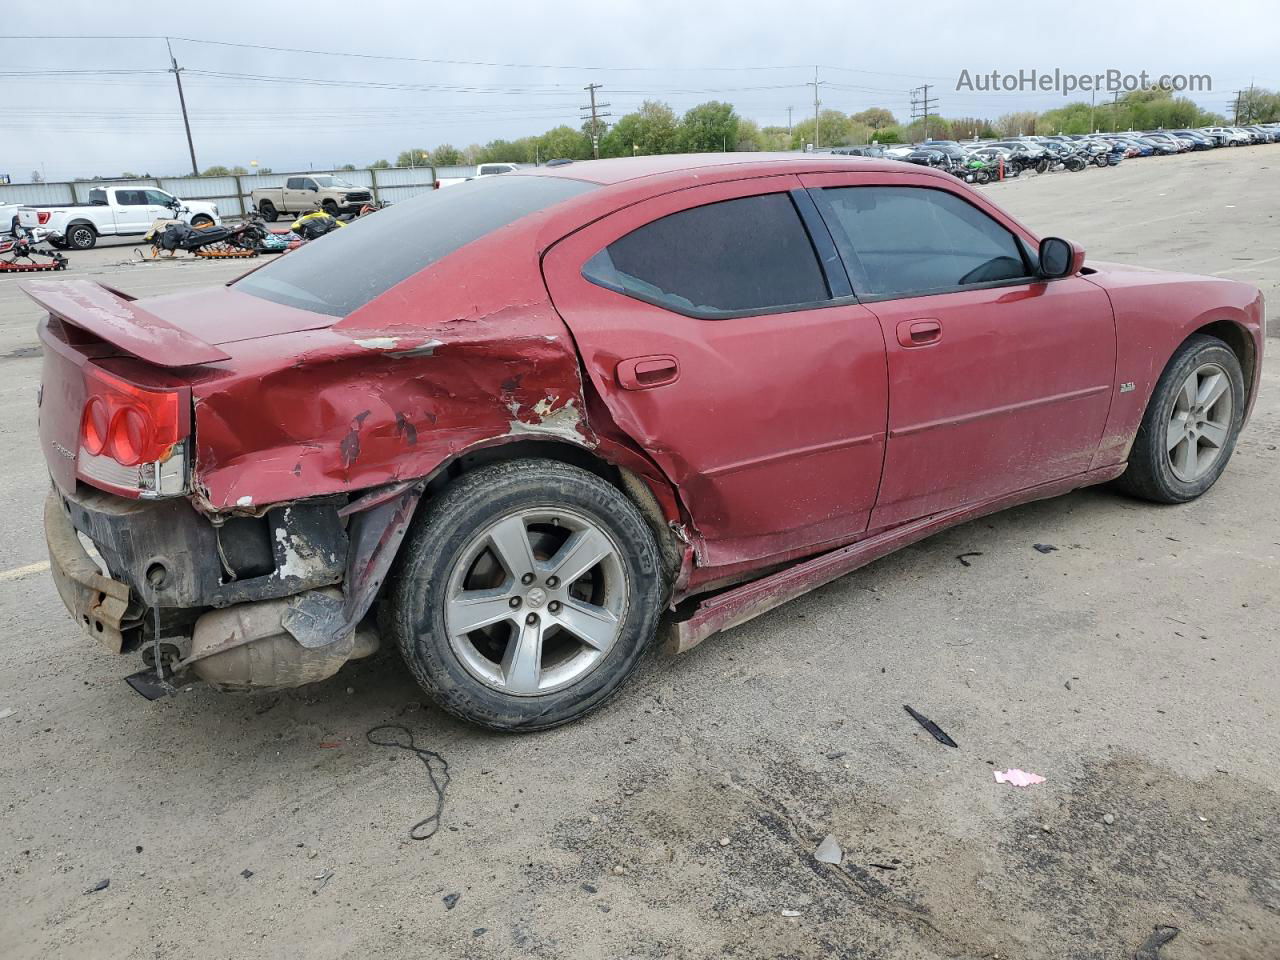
189 231 597 510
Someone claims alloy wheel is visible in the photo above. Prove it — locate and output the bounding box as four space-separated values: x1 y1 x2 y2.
1167 361 1233 482
444 507 629 696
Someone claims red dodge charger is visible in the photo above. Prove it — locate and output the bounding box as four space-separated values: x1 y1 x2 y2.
26 154 1264 729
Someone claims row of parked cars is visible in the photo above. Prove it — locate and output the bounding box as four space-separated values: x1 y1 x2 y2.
832 123 1280 183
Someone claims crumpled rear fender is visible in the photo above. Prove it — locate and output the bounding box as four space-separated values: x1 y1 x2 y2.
190 303 595 511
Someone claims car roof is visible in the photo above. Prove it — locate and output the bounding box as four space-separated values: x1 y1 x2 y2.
516 152 918 187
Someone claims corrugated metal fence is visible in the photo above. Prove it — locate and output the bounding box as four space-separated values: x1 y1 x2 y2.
0 166 447 217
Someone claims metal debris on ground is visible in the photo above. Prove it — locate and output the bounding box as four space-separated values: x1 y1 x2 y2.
1033 543 1060 554
312 870 334 893
1133 925 1179 959
955 552 984 567
814 834 843 864
903 705 959 748
366 723 451 840
781 909 802 918
0 707 15 720
85 879 109 894
443 892 461 910
993 769 1047 787
240 869 254 879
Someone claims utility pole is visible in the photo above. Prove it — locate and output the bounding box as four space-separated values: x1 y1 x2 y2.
1112 91 1120 132
166 38 198 176
1232 90 1241 124
808 68 823 149
1089 89 1096 133
787 106 793 135
910 84 938 141
581 83 611 160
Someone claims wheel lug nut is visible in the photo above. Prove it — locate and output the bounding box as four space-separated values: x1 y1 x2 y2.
521 573 535 586
525 613 538 625
548 601 561 613
509 596 521 608
546 576 560 589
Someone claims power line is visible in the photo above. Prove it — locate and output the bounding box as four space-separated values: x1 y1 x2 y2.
0 35 960 79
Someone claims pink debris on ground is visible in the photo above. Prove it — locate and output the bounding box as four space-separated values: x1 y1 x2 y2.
994 769 1046 787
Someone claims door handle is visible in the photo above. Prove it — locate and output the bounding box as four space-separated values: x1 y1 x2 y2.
896 318 942 348
617 355 679 390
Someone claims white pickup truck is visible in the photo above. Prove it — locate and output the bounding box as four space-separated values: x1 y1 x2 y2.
30 186 221 250
434 162 521 189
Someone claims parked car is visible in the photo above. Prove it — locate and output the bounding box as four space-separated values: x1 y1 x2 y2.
26 154 1263 730
436 163 524 189
829 146 887 158
27 185 220 250
251 175 374 221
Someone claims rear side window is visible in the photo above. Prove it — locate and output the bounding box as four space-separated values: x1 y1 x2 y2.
582 193 829 318
236 174 596 317
817 186 1030 298
286 177 305 189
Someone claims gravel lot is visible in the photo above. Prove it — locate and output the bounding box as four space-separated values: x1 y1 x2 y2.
1 146 1276 960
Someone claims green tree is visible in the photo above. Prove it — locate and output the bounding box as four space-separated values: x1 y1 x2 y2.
678 100 739 152
758 125 793 150
852 107 897 130
1237 87 1280 123
397 148 431 167
601 101 680 156
339 163 357 171
790 109 853 149
201 165 232 176
369 159 391 169
431 144 464 166
735 117 762 151
539 125 591 160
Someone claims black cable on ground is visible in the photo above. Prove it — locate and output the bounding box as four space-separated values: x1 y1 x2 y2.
366 723 451 840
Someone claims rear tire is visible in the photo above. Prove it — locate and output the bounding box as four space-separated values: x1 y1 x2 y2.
259 201 278 223
65 222 96 250
322 199 339 217
388 460 665 731
1115 335 1245 504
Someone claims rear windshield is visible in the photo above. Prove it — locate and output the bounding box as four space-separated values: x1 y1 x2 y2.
235 175 596 317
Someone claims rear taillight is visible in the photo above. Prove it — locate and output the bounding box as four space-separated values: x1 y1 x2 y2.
36 211 51 225
77 365 188 498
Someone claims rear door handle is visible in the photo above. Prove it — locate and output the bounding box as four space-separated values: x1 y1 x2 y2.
617 355 679 390
896 318 942 348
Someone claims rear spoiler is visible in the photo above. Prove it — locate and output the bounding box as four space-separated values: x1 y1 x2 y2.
19 278 231 367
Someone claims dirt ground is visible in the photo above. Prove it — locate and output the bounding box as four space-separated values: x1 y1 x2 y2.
1 146 1277 960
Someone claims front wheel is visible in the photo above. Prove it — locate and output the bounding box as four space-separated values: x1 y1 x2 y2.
190 214 214 228
388 460 666 731
65 222 97 250
1116 335 1245 504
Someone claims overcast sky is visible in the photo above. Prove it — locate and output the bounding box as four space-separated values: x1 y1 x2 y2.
2 0 1274 181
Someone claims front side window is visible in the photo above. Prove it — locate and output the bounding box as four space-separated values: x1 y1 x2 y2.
116 190 148 206
582 193 829 318
144 190 173 206
817 186 1030 298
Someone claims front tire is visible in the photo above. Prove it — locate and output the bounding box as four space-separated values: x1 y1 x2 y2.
190 214 214 228
1116 335 1245 503
388 460 665 731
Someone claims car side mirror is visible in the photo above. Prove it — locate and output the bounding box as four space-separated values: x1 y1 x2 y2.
310 185 319 192
1038 237 1084 279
